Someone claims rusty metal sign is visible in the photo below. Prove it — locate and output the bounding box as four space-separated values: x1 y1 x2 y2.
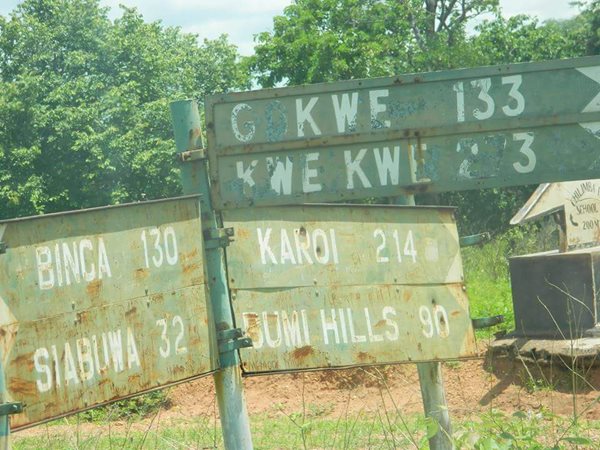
205 56 600 209
223 204 476 373
0 196 216 430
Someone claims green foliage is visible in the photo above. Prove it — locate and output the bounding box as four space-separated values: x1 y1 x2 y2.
78 390 170 422
249 0 500 87
12 408 600 449
462 222 559 336
0 0 249 219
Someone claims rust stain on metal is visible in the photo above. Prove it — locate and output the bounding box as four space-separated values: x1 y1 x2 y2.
86 279 102 298
134 268 149 280
9 378 37 397
292 346 314 359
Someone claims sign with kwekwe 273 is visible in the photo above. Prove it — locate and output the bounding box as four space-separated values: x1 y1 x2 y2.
0 197 215 430
206 56 600 209
223 204 476 373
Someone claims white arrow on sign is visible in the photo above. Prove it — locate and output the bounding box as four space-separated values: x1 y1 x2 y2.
578 66 600 140
578 66 600 113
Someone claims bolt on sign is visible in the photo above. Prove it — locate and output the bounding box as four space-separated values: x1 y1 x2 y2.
0 196 216 430
223 204 476 373
205 56 600 210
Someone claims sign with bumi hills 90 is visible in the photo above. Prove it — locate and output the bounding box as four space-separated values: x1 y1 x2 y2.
0 196 216 430
223 204 476 374
206 56 600 209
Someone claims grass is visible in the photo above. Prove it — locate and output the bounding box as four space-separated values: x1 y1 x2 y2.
12 409 600 449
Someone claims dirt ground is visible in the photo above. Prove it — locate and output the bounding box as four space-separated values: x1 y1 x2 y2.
165 343 600 423
15 343 600 440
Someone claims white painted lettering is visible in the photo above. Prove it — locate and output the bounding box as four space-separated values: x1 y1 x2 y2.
126 327 141 369
263 311 282 348
108 330 124 373
257 228 277 265
312 229 330 264
346 309 367 343
369 89 391 128
236 160 258 187
267 156 293 195
34 348 52 393
76 337 94 381
345 149 372 189
321 309 340 345
36 246 54 290
302 152 322 193
374 146 400 186
331 92 358 132
364 307 384 342
382 306 399 341
62 242 81 285
97 238 111 280
231 103 256 142
64 342 80 386
294 228 313 265
296 97 322 137
79 239 95 282
280 230 297 265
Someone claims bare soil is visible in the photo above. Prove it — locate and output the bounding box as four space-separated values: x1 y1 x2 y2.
15 344 600 440
166 345 600 423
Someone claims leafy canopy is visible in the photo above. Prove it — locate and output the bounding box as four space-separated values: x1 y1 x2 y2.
0 0 249 219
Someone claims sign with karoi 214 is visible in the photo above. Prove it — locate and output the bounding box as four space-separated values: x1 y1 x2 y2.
0 197 215 430
206 56 600 209
223 204 476 373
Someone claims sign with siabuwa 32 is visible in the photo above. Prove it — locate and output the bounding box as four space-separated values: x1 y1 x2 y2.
0 196 216 430
206 56 600 209
223 204 476 373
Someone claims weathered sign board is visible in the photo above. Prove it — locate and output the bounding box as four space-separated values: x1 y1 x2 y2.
223 204 476 373
510 178 600 249
0 196 215 430
205 56 600 209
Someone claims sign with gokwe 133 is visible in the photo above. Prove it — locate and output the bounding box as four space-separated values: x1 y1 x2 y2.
206 56 600 209
223 204 476 373
0 196 215 430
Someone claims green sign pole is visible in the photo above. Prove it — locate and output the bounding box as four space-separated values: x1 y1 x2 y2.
170 100 253 450
0 353 9 450
392 195 453 450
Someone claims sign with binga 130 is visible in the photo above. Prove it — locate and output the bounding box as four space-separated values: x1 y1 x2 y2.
205 56 600 209
0 196 216 430
222 204 476 373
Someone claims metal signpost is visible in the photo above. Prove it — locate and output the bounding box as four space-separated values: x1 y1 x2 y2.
170 101 254 450
205 56 600 209
0 197 216 430
222 204 476 372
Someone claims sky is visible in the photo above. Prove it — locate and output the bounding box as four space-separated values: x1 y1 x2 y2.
0 1 586 56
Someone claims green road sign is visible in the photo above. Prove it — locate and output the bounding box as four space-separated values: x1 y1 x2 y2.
0 197 215 430
223 204 476 373
205 56 600 209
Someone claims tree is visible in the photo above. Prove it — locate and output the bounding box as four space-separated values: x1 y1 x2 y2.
249 0 500 87
0 0 249 219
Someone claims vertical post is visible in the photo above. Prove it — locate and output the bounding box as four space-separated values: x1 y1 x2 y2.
0 353 10 450
170 100 253 450
392 195 453 450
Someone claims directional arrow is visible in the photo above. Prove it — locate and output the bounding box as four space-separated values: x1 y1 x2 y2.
580 122 600 140
577 66 600 113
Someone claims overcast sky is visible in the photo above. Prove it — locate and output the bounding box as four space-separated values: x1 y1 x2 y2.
0 1 585 56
